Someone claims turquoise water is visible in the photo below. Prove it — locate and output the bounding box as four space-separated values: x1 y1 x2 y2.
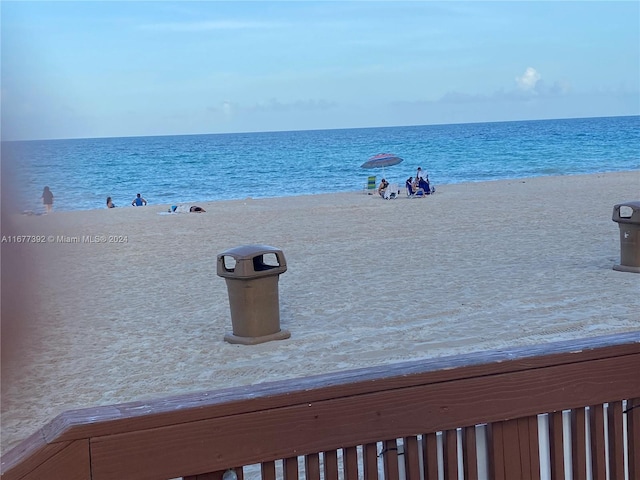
3 115 639 212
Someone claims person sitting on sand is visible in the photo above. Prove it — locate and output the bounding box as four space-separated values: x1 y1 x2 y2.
378 178 389 197
106 197 116 208
406 177 416 196
131 193 147 206
418 176 431 195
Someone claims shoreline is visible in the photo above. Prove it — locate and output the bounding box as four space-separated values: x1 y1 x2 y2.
2 171 639 454
9 169 640 215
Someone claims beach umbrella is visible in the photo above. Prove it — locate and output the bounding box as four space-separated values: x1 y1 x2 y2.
360 153 404 169
361 154 404 187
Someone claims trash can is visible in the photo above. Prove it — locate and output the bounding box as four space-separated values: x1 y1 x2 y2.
217 244 291 344
612 201 640 273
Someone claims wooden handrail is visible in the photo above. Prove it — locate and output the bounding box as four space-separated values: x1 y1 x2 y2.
2 331 639 480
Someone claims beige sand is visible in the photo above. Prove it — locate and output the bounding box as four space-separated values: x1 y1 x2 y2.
1 172 639 454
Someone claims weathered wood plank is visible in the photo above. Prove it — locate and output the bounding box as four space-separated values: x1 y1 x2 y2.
4 440 89 480
0 432 66 480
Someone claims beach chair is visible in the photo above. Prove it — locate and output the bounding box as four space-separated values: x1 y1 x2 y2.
364 175 376 194
383 183 399 199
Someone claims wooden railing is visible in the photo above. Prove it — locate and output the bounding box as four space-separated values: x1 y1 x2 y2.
2 331 639 480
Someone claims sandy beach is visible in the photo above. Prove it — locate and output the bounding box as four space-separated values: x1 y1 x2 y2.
1 171 639 455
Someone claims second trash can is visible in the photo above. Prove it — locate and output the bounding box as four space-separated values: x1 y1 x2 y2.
612 201 640 273
217 244 291 344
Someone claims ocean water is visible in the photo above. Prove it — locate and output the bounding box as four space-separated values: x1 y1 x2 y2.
3 115 639 212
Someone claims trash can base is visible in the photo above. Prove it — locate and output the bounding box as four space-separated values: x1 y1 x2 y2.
224 329 291 345
613 264 640 274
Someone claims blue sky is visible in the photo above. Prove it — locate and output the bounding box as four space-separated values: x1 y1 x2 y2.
2 1 639 140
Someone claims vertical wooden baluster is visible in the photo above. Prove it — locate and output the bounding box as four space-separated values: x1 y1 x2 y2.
363 442 379 480
283 457 299 480
304 453 320 480
261 460 276 480
402 436 421 480
422 432 439 480
548 411 565 480
571 408 587 480
627 398 640 480
522 415 541 479
323 450 338 480
382 439 400 480
461 425 478 480
487 422 506 480
343 446 359 480
442 429 458 480
589 404 607 480
607 401 625 480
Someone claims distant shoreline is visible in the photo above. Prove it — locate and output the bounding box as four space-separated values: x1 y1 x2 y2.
8 170 639 215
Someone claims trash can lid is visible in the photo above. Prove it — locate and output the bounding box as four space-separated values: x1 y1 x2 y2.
219 244 283 259
217 244 287 279
613 201 640 224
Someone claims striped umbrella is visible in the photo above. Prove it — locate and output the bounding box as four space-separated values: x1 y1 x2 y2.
360 153 404 169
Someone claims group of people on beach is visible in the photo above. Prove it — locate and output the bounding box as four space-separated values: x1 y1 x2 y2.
406 166 434 197
106 193 147 208
39 187 149 213
377 166 434 198
40 188 206 213
105 193 147 208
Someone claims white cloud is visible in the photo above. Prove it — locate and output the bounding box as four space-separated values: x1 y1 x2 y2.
516 67 541 92
222 101 234 116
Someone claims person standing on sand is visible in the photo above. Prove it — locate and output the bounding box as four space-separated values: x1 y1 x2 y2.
131 193 147 206
416 167 426 180
41 186 53 214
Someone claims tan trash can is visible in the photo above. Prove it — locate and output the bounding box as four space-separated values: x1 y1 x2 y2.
612 201 640 273
217 245 291 344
